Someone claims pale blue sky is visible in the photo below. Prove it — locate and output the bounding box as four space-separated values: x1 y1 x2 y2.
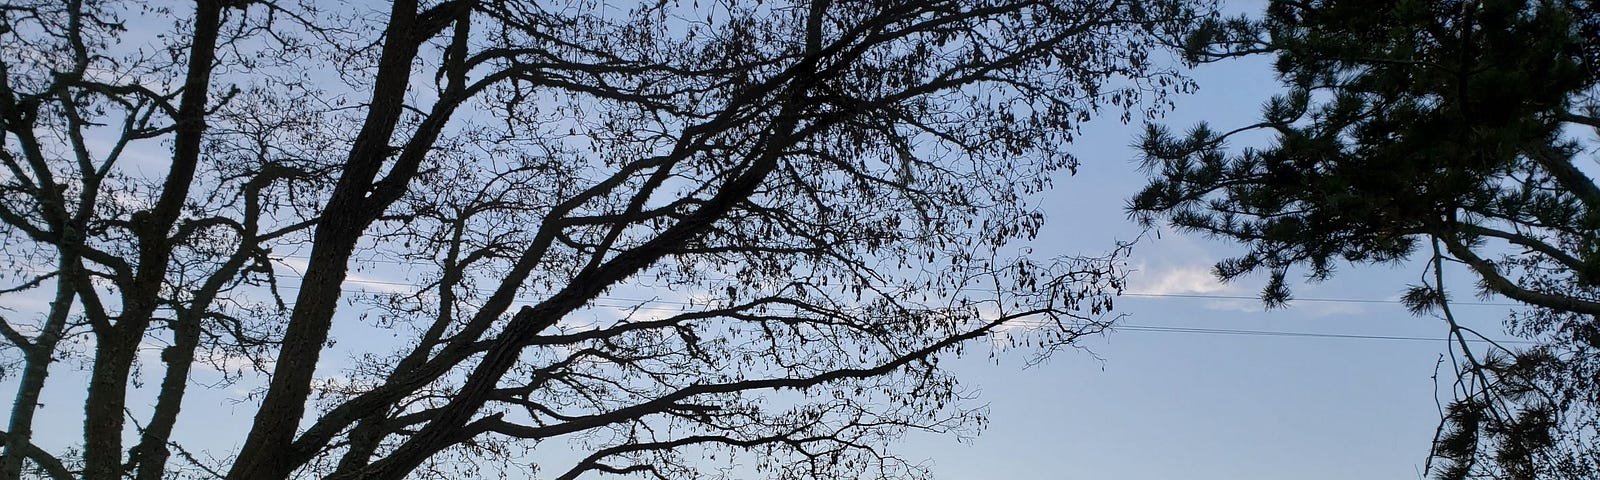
885 47 1524 480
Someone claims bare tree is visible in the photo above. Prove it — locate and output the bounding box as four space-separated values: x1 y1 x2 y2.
0 0 1204 478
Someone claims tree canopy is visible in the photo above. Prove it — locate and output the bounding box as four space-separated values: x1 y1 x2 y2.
0 0 1206 479
1131 0 1600 478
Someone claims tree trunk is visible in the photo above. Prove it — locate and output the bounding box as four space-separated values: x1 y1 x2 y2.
130 316 201 480
1 273 74 480
227 3 428 477
80 0 222 475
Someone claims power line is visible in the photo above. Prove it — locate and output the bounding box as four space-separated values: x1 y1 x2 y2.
577 298 1537 345
1119 292 1514 307
1104 324 1535 345
262 274 1525 308
0 255 1536 307
119 278 1526 346
575 298 1538 345
0 264 1550 346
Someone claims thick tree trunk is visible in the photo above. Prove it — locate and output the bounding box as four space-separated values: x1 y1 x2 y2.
80 1 222 476
130 316 201 480
227 3 429 478
81 335 138 479
227 241 359 480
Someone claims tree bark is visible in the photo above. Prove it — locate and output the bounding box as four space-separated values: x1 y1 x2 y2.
80 1 222 476
1 271 74 480
129 316 201 480
227 2 437 478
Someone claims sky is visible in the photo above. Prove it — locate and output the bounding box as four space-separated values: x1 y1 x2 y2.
0 1 1546 479
882 48 1527 480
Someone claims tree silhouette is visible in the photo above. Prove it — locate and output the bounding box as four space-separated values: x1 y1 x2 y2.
0 0 1204 478
1131 1 1600 478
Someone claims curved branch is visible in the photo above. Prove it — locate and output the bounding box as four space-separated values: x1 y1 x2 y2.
1438 233 1600 316
1454 223 1584 271
0 428 73 480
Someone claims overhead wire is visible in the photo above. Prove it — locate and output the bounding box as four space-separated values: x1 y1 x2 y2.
0 259 1548 345
258 276 1541 346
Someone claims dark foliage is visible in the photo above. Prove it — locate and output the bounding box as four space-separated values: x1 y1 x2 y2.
1130 1 1600 478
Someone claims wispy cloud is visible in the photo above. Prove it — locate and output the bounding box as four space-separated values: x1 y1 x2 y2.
1297 299 1368 318
1125 262 1261 311
273 257 416 295
1125 262 1232 296
139 339 277 375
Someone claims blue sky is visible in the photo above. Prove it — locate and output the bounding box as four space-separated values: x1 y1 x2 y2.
881 46 1526 480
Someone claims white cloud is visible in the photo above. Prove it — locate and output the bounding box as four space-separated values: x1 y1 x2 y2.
1297 299 1368 318
273 256 415 295
1124 262 1273 312
1125 262 1233 296
982 304 1058 351
1198 298 1260 312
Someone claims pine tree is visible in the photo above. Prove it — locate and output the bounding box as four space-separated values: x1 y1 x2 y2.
1131 1 1600 478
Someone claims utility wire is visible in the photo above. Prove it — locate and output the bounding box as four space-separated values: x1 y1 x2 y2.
285 274 1523 308
1120 292 1512 306
0 263 1547 346
0 256 1529 307
1102 324 1535 345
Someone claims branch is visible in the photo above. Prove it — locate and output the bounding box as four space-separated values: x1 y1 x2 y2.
0 428 73 480
0 314 32 350
1522 143 1600 211
550 432 819 480
466 308 1049 442
1561 111 1600 129
1438 233 1600 316
1454 223 1584 271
